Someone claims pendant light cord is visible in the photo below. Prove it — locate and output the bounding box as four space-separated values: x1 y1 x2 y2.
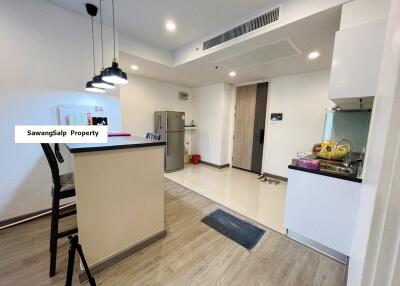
91 16 96 76
100 0 104 69
112 0 116 59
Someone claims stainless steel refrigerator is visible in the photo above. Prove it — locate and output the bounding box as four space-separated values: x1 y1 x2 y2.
154 111 185 172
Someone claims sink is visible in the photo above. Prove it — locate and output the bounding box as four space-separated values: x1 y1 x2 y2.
320 164 354 175
305 154 362 177
318 159 347 167
319 159 358 176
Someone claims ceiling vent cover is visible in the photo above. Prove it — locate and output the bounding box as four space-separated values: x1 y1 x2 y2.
203 7 280 50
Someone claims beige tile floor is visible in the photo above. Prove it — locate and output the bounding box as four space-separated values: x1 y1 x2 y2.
164 164 287 234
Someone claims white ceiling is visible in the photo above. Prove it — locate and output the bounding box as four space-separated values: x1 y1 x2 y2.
119 7 341 87
45 0 275 50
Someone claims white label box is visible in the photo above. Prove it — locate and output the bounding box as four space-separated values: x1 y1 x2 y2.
15 125 108 143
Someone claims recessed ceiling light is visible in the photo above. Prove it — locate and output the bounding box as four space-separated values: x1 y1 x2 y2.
165 20 176 32
308 51 320 60
229 71 236 77
130 65 139 71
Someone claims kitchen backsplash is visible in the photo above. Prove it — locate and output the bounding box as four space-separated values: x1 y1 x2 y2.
323 110 372 153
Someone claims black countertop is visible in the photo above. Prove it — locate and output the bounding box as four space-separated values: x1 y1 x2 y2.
288 165 363 183
65 136 165 153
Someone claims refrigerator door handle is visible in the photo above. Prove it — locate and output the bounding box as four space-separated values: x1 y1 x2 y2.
166 133 169 156
156 113 161 131
166 112 169 132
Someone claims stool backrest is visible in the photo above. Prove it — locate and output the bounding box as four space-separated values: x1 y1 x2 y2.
146 132 161 141
41 143 61 189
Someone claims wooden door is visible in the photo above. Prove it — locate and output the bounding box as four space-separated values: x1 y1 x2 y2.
251 82 268 173
232 84 257 170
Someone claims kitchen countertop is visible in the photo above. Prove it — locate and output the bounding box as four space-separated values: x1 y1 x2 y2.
65 136 165 153
288 164 363 183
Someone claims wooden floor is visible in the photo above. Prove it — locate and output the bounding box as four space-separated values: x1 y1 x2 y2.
0 179 345 286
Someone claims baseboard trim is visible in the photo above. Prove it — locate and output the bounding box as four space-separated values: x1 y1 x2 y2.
343 256 350 286
230 167 288 182
0 203 75 229
287 230 348 264
231 166 261 174
263 172 288 182
200 160 230 169
78 229 167 283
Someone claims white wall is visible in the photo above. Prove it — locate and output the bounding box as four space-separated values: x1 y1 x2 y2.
120 75 193 137
0 0 120 221
192 83 234 165
340 0 391 30
119 31 173 66
119 78 234 163
262 70 334 177
347 0 397 284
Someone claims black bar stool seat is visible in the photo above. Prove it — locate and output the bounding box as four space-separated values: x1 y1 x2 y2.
57 172 75 199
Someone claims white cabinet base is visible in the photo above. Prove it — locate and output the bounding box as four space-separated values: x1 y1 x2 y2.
284 169 361 256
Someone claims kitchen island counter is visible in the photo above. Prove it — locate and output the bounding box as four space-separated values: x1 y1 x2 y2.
66 136 165 281
66 135 165 153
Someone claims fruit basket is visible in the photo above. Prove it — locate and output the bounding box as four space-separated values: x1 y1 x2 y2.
312 140 351 161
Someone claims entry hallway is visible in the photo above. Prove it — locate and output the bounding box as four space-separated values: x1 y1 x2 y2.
165 164 287 234
0 179 345 286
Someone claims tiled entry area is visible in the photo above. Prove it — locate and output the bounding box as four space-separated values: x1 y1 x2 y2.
165 164 287 234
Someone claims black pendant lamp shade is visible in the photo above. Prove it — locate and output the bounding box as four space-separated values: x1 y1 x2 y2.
92 0 115 90
102 59 128 84
92 71 115 89
86 80 105 93
102 0 128 85
85 3 105 93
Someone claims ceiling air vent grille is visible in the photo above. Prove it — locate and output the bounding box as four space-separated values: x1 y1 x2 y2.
203 7 280 50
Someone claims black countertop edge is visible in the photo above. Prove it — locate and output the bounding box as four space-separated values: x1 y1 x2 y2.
288 165 363 183
66 141 165 153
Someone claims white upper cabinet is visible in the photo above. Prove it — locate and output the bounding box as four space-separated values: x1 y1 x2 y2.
329 19 386 100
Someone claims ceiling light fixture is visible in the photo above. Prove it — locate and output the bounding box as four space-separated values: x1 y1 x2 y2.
165 20 176 32
130 65 139 71
229 71 236 77
308 51 320 60
102 0 128 84
92 0 115 90
85 3 105 93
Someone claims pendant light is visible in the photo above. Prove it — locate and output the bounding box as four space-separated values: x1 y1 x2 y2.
102 0 128 84
92 0 115 90
85 3 105 93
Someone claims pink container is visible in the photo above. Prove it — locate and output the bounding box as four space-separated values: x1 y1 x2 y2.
295 158 320 170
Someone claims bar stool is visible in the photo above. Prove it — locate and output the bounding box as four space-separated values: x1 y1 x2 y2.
41 143 78 277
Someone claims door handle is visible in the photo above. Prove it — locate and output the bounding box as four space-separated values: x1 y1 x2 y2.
260 129 265 144
166 134 169 156
166 112 169 132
